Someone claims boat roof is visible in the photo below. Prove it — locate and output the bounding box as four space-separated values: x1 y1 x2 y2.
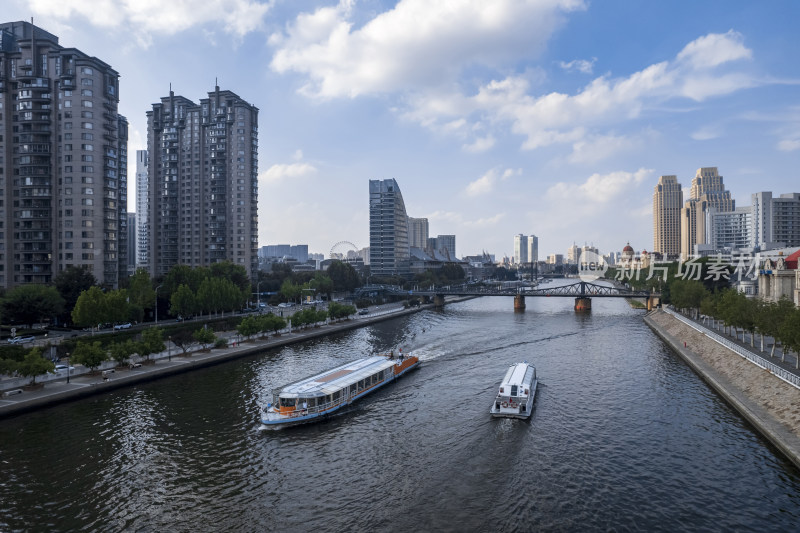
278 356 397 398
501 363 535 388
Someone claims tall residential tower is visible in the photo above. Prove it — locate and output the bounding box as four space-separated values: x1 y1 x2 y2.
146 87 259 278
0 21 127 288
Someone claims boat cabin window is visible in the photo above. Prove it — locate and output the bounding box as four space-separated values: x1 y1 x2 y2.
358 380 364 390
332 391 340 401
280 397 295 407
377 370 384 381
350 384 357 394
511 385 518 397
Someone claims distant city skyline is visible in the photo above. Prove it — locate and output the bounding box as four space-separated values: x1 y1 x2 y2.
4 2 800 259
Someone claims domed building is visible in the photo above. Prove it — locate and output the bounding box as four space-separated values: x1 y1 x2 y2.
621 243 635 265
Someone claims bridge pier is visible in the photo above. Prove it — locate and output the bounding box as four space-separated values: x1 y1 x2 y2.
514 294 526 311
647 294 660 311
433 294 446 308
574 297 591 312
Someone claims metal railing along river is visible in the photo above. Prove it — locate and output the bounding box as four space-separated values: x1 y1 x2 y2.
662 306 800 391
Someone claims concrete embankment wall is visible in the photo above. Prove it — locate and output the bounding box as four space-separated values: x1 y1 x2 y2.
645 310 800 470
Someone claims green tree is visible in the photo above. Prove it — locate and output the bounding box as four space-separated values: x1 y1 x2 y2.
109 340 137 366
310 272 334 300
209 261 251 294
163 264 206 296
139 327 166 362
237 316 259 340
105 289 131 327
16 348 54 385
1 284 65 327
170 283 197 318
194 327 217 350
280 279 301 304
670 279 707 318
170 329 195 355
128 268 156 315
776 308 800 368
263 314 286 335
72 341 108 371
72 286 108 334
440 263 466 282
53 266 96 322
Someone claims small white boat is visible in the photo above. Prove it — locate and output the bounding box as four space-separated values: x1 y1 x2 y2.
261 351 419 428
490 362 537 418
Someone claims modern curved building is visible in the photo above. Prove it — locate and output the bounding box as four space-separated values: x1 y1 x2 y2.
369 179 410 276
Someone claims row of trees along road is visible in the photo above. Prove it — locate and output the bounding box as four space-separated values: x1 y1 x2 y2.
605 260 800 365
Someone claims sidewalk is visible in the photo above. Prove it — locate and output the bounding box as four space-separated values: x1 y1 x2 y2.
675 309 800 378
0 301 441 420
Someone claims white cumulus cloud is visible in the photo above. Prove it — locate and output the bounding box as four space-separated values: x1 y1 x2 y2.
465 167 520 197
558 57 596 74
28 0 271 46
270 0 586 98
546 168 652 204
261 162 317 184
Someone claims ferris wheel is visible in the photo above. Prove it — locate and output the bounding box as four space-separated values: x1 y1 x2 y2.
330 241 359 261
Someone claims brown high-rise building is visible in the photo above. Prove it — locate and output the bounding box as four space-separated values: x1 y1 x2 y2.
653 175 683 257
146 87 258 278
0 21 127 288
680 167 734 258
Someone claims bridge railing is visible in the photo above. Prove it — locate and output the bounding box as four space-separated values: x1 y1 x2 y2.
663 306 800 391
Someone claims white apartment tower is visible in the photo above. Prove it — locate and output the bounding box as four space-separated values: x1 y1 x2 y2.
135 149 149 268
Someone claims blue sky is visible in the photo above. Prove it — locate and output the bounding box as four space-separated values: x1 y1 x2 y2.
10 0 799 260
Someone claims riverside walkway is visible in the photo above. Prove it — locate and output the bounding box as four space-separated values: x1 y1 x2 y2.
0 300 454 420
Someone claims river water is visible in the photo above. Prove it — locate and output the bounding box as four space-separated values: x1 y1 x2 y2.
1 294 799 531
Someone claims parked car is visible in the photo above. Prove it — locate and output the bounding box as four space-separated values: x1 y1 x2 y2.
114 323 132 330
358 308 369 315
55 364 75 372
8 336 35 344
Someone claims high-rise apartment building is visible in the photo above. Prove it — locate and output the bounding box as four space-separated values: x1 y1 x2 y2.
146 87 258 278
752 192 800 249
528 235 538 264
126 212 136 275
369 178 410 276
566 243 580 265
0 21 127 288
681 167 733 258
513 234 537 264
514 234 528 264
706 206 752 250
408 217 429 249
653 175 683 256
135 150 149 268
436 234 456 259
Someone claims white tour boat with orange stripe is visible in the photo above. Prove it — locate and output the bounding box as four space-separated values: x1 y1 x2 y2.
490 362 537 418
260 351 419 428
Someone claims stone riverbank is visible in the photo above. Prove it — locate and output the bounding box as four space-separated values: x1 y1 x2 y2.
645 309 800 470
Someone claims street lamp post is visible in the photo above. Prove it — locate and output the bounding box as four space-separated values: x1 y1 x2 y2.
66 352 70 384
168 335 172 362
256 281 262 310
155 284 163 324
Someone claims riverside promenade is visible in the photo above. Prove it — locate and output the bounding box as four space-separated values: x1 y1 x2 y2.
645 308 800 470
0 299 462 420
